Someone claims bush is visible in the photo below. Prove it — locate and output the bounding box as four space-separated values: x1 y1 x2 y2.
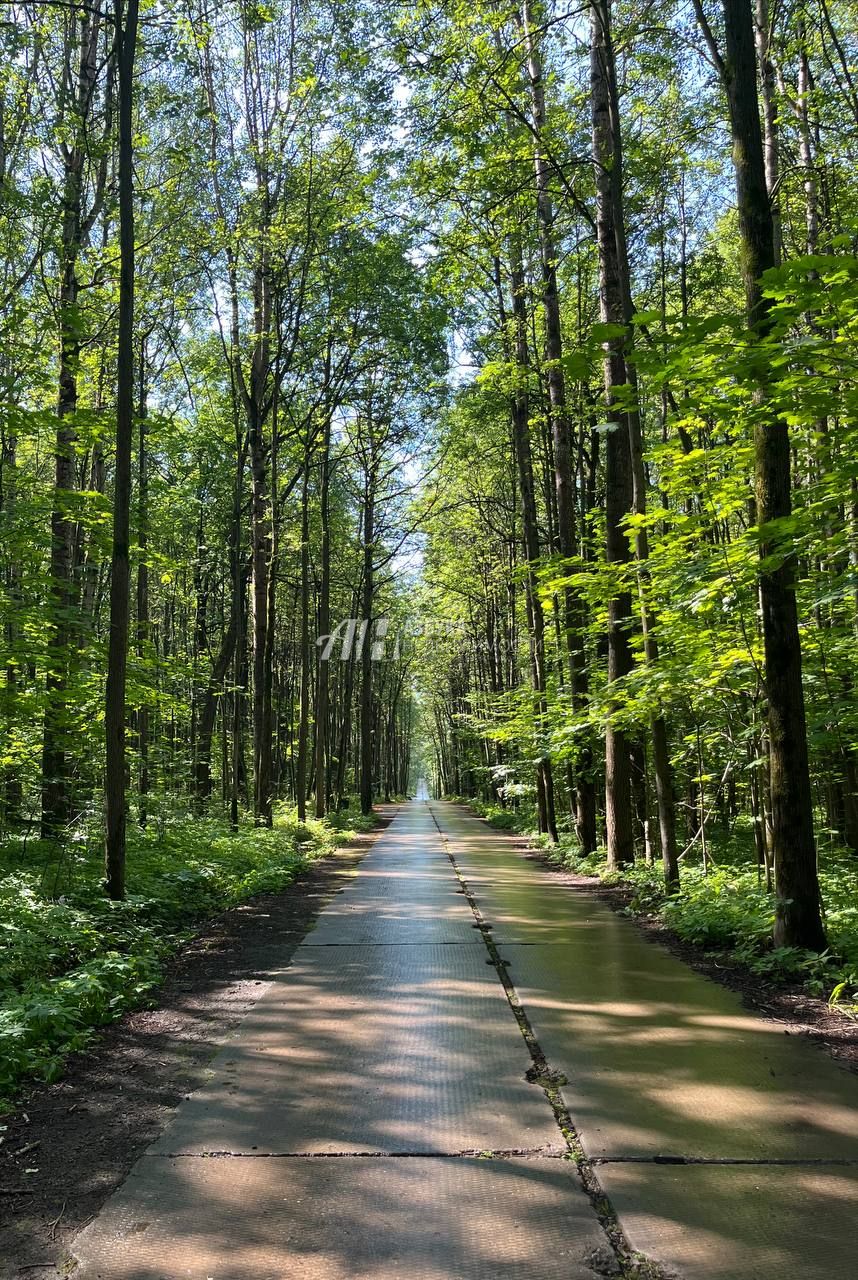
0 804 368 1105
482 805 521 831
660 867 773 949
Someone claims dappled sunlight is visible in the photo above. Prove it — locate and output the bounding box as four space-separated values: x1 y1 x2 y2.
74 1155 608 1280
304 805 478 946
70 800 611 1278
435 803 858 1163
149 938 558 1156
599 1162 858 1280
68 801 858 1279
143 806 558 1159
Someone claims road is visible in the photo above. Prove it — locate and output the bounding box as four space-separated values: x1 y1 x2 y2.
71 800 858 1279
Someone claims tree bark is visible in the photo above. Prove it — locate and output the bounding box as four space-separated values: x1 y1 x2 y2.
42 12 106 841
314 403 332 818
250 387 273 825
296 445 311 822
754 0 781 264
359 452 375 816
590 0 635 869
716 0 825 948
522 0 596 851
1 429 21 822
136 347 149 826
508 238 558 842
195 610 238 803
104 0 139 900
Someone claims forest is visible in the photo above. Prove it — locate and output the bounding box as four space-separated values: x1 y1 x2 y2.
1 0 858 1104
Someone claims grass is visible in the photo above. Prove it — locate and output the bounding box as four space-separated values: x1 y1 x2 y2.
452 795 858 1010
0 799 376 1106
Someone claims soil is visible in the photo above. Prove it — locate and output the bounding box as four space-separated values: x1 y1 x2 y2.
0 809 397 1280
511 833 858 1076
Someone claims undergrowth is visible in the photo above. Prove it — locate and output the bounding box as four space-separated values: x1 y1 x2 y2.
0 801 373 1105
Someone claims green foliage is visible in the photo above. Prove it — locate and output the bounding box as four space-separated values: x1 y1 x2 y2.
0 951 162 1096
473 801 523 831
660 869 774 950
448 796 532 832
0 806 363 1105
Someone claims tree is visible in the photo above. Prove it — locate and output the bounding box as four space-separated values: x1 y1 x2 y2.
695 0 826 946
104 0 140 899
590 0 635 870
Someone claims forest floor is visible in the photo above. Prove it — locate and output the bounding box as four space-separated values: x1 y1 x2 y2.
0 809 397 1279
511 839 858 1076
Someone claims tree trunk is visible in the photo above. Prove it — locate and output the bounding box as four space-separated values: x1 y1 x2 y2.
336 630 356 810
229 437 246 830
508 239 557 842
195 611 238 803
523 0 596 851
314 406 332 818
754 0 781 264
250 393 273 826
296 447 311 822
717 0 825 949
104 0 139 900
42 13 104 841
1 430 21 822
136 349 149 826
359 462 375 816
590 0 635 869
626 378 680 887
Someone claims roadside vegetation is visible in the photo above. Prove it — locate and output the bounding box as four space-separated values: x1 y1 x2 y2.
0 805 373 1106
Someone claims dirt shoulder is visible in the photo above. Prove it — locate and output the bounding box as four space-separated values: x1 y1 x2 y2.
0 809 396 1280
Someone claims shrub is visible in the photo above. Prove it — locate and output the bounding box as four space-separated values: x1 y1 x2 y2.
0 804 367 1105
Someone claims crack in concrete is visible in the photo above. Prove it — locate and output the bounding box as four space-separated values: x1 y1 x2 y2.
427 803 672 1280
148 1147 568 1159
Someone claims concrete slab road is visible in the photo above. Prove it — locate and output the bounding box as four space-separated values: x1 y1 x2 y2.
70 802 613 1280
69 799 858 1279
431 801 858 1280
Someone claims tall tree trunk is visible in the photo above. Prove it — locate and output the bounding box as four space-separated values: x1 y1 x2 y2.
314 405 332 818
250 389 272 826
755 0 781 264
229 435 246 830
626 379 680 887
104 0 139 900
590 0 635 869
42 13 104 841
264 388 279 810
136 348 149 826
296 445 311 822
336 627 357 811
508 238 558 842
359 459 375 816
195 609 238 803
522 0 596 851
796 24 819 257
1 430 21 822
714 0 825 948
